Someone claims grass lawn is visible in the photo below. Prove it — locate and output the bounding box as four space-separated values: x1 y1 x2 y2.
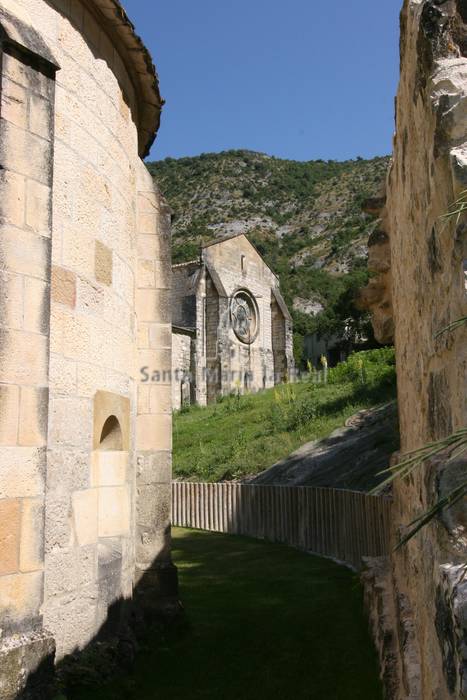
70 528 383 700
174 372 396 482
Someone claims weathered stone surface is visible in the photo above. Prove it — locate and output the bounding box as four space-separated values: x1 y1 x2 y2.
363 1 467 697
0 499 21 575
51 266 76 308
0 631 55 700
0 0 177 690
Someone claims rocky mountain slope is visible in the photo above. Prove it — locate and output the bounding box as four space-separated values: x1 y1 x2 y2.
148 151 390 357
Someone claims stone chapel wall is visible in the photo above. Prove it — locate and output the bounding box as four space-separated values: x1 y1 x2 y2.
0 0 175 692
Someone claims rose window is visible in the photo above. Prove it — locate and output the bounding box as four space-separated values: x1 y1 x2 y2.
230 290 259 344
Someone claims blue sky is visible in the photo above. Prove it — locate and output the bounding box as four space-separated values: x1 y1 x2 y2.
124 1 402 163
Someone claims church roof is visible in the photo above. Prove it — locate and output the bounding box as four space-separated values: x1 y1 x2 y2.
90 0 163 158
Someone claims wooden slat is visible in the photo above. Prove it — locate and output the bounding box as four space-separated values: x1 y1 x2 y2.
171 482 392 571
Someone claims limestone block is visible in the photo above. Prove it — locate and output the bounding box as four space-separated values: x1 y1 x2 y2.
150 385 172 415
26 179 51 236
77 277 104 314
137 289 170 325
136 414 172 451
0 384 19 445
95 240 113 286
28 93 52 140
0 169 25 227
0 447 45 499
2 53 52 100
138 348 171 376
44 491 73 552
90 451 127 487
49 354 77 394
137 385 150 414
78 544 97 588
44 593 98 659
98 485 130 537
44 546 79 599
0 630 55 700
137 233 166 260
138 191 160 215
18 387 48 447
136 483 170 530
149 324 172 349
0 121 51 184
0 329 48 385
135 289 157 322
61 226 94 277
138 213 157 235
0 499 21 575
0 571 43 632
20 498 44 573
135 527 171 568
111 254 134 302
72 489 98 547
136 451 172 485
0 271 23 331
0 226 50 280
61 313 92 361
97 538 123 606
138 323 150 349
23 277 49 334
51 265 76 308
137 259 156 288
1 79 27 130
103 369 132 398
155 260 171 290
46 449 90 494
70 122 99 168
48 396 92 448
76 361 106 397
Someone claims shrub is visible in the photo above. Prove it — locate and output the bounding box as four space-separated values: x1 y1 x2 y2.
267 386 319 432
328 347 396 388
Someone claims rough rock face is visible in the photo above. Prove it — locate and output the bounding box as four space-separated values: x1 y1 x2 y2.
362 1 467 698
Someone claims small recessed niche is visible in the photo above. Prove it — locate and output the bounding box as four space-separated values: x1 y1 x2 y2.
99 415 123 451
241 254 246 273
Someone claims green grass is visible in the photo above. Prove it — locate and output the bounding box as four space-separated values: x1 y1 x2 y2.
174 351 396 482
70 528 383 700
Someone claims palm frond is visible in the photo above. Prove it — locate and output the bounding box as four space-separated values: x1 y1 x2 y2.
395 479 467 549
439 189 467 227
435 316 467 339
370 429 467 496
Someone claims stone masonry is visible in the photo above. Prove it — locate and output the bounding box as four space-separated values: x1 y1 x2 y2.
360 1 467 697
0 1 176 697
171 234 294 409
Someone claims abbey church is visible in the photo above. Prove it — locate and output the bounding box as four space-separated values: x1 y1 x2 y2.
171 234 294 410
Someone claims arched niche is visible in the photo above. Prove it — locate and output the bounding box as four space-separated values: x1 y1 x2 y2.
99 415 123 451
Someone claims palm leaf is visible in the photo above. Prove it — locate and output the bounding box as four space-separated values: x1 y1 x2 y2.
370 430 467 496
439 189 467 227
435 316 467 339
395 479 467 548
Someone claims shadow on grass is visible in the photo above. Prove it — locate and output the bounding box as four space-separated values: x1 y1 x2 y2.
68 528 383 700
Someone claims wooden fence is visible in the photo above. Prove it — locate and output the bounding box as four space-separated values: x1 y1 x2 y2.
172 482 392 571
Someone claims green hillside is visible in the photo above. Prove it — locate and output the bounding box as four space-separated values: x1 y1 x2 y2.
173 348 397 484
147 151 389 363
